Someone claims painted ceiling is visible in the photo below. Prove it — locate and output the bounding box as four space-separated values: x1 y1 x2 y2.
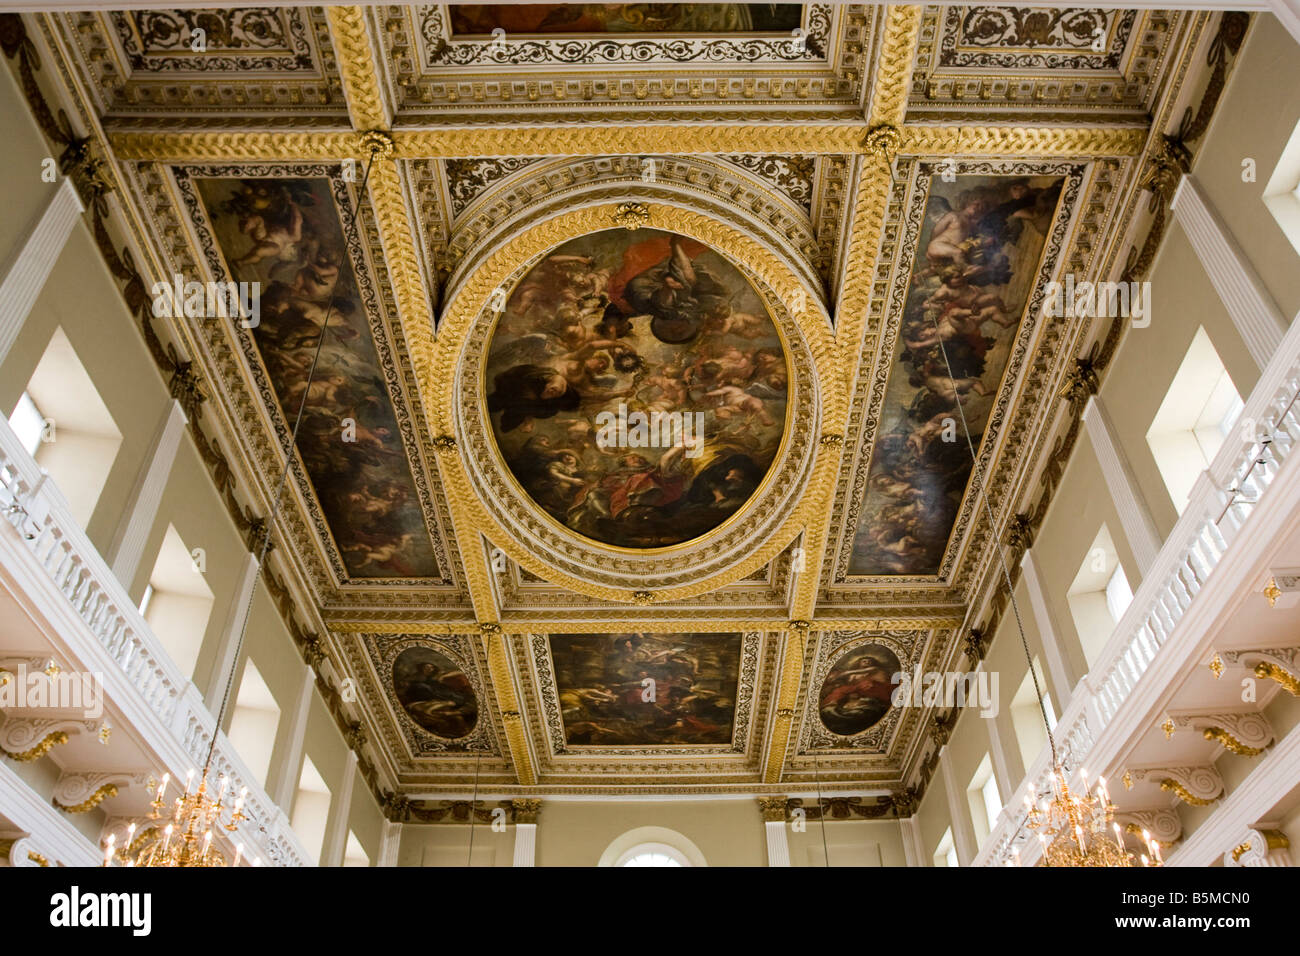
16 3 1250 810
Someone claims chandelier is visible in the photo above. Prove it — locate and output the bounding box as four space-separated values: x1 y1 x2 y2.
104 771 248 867
1021 767 1162 867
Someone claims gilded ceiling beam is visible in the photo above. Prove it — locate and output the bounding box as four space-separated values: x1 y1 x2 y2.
107 131 358 162
365 156 438 388
329 616 962 635
483 630 537 787
763 8 925 785
327 8 531 786
764 631 808 784
903 125 1149 158
867 6 922 129
107 124 1148 165
326 6 391 132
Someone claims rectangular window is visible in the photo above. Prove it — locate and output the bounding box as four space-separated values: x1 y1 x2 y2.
227 658 280 787
1011 659 1054 772
934 828 958 868
967 755 1001 848
1067 525 1134 666
8 392 45 458
140 525 214 679
290 756 331 867
1146 328 1243 514
8 328 122 527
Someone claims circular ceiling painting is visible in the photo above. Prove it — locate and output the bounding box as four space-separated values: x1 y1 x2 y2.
391 646 478 739
818 643 902 737
483 228 789 549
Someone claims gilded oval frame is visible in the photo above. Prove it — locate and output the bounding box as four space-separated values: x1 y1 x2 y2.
431 200 835 599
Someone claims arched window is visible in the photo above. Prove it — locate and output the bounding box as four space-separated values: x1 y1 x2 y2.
597 826 707 867
615 843 689 867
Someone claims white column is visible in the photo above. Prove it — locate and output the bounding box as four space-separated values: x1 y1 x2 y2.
1019 549 1078 710
203 551 261 712
1269 0 1300 45
1171 175 1287 371
1082 395 1162 575
320 751 357 867
108 399 188 588
269 664 315 809
899 816 923 867
939 748 977 866
764 820 792 866
512 823 537 867
0 179 84 365
377 820 402 867
982 688 1017 804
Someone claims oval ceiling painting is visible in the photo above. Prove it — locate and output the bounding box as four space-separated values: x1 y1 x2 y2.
484 228 789 549
391 646 478 739
818 643 902 737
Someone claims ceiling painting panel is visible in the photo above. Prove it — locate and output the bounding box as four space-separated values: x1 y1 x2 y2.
183 172 443 580
847 172 1066 576
484 227 789 550
448 4 805 36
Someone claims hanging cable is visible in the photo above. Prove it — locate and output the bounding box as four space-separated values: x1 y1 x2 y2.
924 297 1059 770
814 750 830 867
467 751 482 866
203 145 381 776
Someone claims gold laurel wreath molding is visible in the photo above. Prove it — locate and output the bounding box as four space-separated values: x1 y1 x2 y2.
327 6 391 131
1254 661 1300 696
1 730 69 763
107 125 1147 165
869 7 922 128
1159 778 1217 807
55 783 119 814
430 201 833 603
483 631 534 785
1202 726 1267 757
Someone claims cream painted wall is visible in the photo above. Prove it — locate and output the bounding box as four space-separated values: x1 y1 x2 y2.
0 52 61 280
1191 19 1300 323
916 760 954 865
788 817 907 866
0 61 387 866
0 226 170 556
536 799 767 866
398 821 516 867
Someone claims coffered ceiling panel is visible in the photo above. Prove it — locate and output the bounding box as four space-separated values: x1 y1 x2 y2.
15 2 1251 804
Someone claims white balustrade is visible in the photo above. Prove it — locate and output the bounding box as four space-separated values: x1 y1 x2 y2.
977 318 1300 866
0 415 308 867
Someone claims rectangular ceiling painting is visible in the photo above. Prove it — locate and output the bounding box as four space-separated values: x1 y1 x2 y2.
549 632 743 745
194 176 440 579
847 173 1065 575
449 4 803 35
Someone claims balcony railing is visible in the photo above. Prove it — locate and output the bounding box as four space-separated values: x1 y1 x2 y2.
0 414 308 867
976 316 1300 867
